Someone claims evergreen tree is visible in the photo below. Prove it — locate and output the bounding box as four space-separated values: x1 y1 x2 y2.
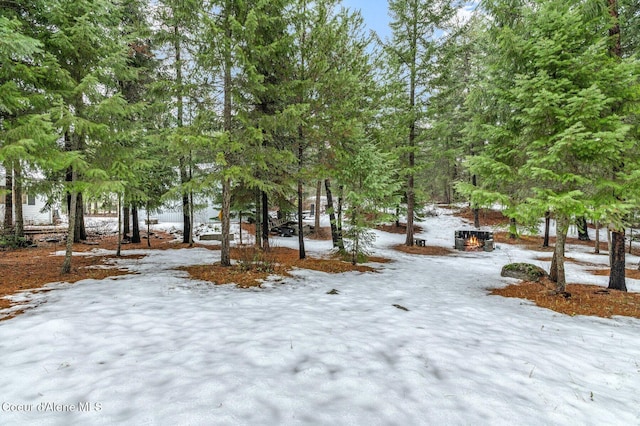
0 6 61 239
465 0 639 292
152 0 203 244
385 0 458 246
338 140 400 264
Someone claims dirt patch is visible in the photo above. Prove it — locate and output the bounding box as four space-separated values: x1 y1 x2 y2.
491 278 640 319
534 256 606 268
393 244 455 256
454 207 510 227
589 268 640 280
180 246 385 288
494 232 598 251
376 223 424 235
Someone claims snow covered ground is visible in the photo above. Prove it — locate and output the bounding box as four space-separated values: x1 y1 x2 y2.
1 207 639 425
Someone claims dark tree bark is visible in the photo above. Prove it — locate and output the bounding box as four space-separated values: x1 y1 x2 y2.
314 180 321 236
543 211 551 247
472 175 479 229
405 158 415 246
123 205 130 239
146 206 151 248
116 194 122 257
61 170 78 274
180 165 191 244
576 216 590 241
254 189 262 248
64 132 85 243
609 0 622 58
261 191 270 251
221 178 232 266
337 185 344 244
3 162 13 234
509 217 518 239
325 178 344 251
74 193 86 242
608 230 627 291
296 130 305 259
14 162 23 238
131 205 141 243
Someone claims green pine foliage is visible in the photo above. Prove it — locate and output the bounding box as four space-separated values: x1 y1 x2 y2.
460 0 640 290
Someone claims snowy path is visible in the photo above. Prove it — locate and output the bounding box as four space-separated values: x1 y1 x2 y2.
1 209 639 425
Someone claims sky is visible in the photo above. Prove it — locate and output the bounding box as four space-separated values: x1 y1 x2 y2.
341 0 392 40
0 207 639 424
341 1 480 43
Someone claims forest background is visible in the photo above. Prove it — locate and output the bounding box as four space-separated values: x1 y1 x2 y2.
1 0 638 290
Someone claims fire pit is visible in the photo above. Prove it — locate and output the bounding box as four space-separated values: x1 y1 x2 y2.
454 230 494 252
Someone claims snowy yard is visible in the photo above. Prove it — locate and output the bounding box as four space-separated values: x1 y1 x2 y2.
1 208 639 425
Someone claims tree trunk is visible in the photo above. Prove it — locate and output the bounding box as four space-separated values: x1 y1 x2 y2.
576 216 590 241
314 180 321 236
254 189 262 248
146 206 151 248
297 134 305 259
61 171 78 274
552 214 570 293
74 192 86 242
189 189 194 247
351 209 358 265
405 169 415 246
3 161 13 234
174 23 190 245
608 227 612 265
325 178 343 250
337 185 344 248
239 211 243 245
261 191 270 251
221 177 232 266
608 0 622 58
131 205 141 243
549 250 558 283
608 230 627 291
543 211 550 247
180 164 190 244
472 174 479 228
405 15 417 247
509 217 517 239
297 180 305 259
123 205 130 238
606 0 625 291
14 161 24 238
595 221 600 254
116 194 122 257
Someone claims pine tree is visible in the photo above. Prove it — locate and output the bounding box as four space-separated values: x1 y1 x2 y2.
152 0 203 245
466 0 639 292
385 0 458 246
0 4 64 240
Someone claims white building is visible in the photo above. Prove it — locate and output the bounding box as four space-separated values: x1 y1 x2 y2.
0 174 54 226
